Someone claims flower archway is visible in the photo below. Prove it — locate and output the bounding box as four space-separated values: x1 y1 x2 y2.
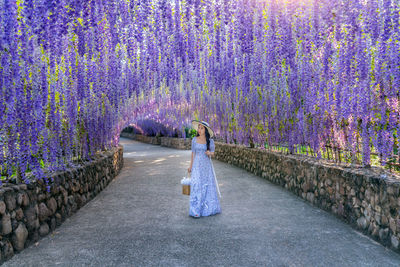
1 0 399 186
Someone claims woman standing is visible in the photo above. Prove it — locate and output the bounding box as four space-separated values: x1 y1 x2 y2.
188 120 221 218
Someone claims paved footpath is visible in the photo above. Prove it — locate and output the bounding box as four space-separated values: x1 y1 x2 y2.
5 137 400 266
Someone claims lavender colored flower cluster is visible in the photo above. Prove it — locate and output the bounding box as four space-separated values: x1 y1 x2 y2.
1 0 399 187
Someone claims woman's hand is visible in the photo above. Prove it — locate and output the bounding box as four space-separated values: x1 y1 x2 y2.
205 151 214 157
188 166 192 173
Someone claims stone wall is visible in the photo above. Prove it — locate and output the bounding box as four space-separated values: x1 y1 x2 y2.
120 132 191 150
0 146 124 264
120 132 161 145
123 133 400 253
213 142 400 253
160 137 191 150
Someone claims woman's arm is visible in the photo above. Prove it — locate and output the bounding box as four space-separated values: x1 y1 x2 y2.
188 152 194 172
188 138 195 172
206 139 215 157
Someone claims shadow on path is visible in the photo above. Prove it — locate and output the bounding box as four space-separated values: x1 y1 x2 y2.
5 137 400 266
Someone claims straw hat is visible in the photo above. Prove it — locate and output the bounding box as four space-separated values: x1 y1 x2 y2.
191 120 214 138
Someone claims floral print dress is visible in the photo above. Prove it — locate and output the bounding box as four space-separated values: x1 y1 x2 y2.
189 137 221 217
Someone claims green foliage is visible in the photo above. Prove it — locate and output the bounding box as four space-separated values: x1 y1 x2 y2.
185 127 197 138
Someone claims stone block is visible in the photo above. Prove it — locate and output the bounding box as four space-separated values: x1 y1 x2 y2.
12 223 28 251
0 201 6 215
1 213 12 235
374 213 381 225
390 217 397 233
4 192 16 211
339 186 345 195
38 194 46 202
391 235 399 249
17 192 29 207
55 213 63 226
38 203 51 222
350 188 356 196
306 192 314 203
39 223 49 237
50 218 56 231
24 204 39 231
382 215 389 226
357 216 368 230
15 208 24 221
2 240 14 260
379 228 389 242
46 197 57 215
372 225 380 238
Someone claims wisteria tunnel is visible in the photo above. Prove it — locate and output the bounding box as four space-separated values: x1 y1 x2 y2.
1 0 400 265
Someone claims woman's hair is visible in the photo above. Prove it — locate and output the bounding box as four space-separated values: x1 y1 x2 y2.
196 127 211 151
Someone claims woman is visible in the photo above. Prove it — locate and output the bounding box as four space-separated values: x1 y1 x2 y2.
188 120 221 218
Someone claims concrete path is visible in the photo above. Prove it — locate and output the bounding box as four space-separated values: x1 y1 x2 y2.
5 137 400 266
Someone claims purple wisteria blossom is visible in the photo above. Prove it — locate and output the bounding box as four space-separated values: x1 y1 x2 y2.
1 0 400 186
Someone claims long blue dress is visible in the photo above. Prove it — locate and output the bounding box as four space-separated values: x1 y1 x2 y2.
189 136 221 217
